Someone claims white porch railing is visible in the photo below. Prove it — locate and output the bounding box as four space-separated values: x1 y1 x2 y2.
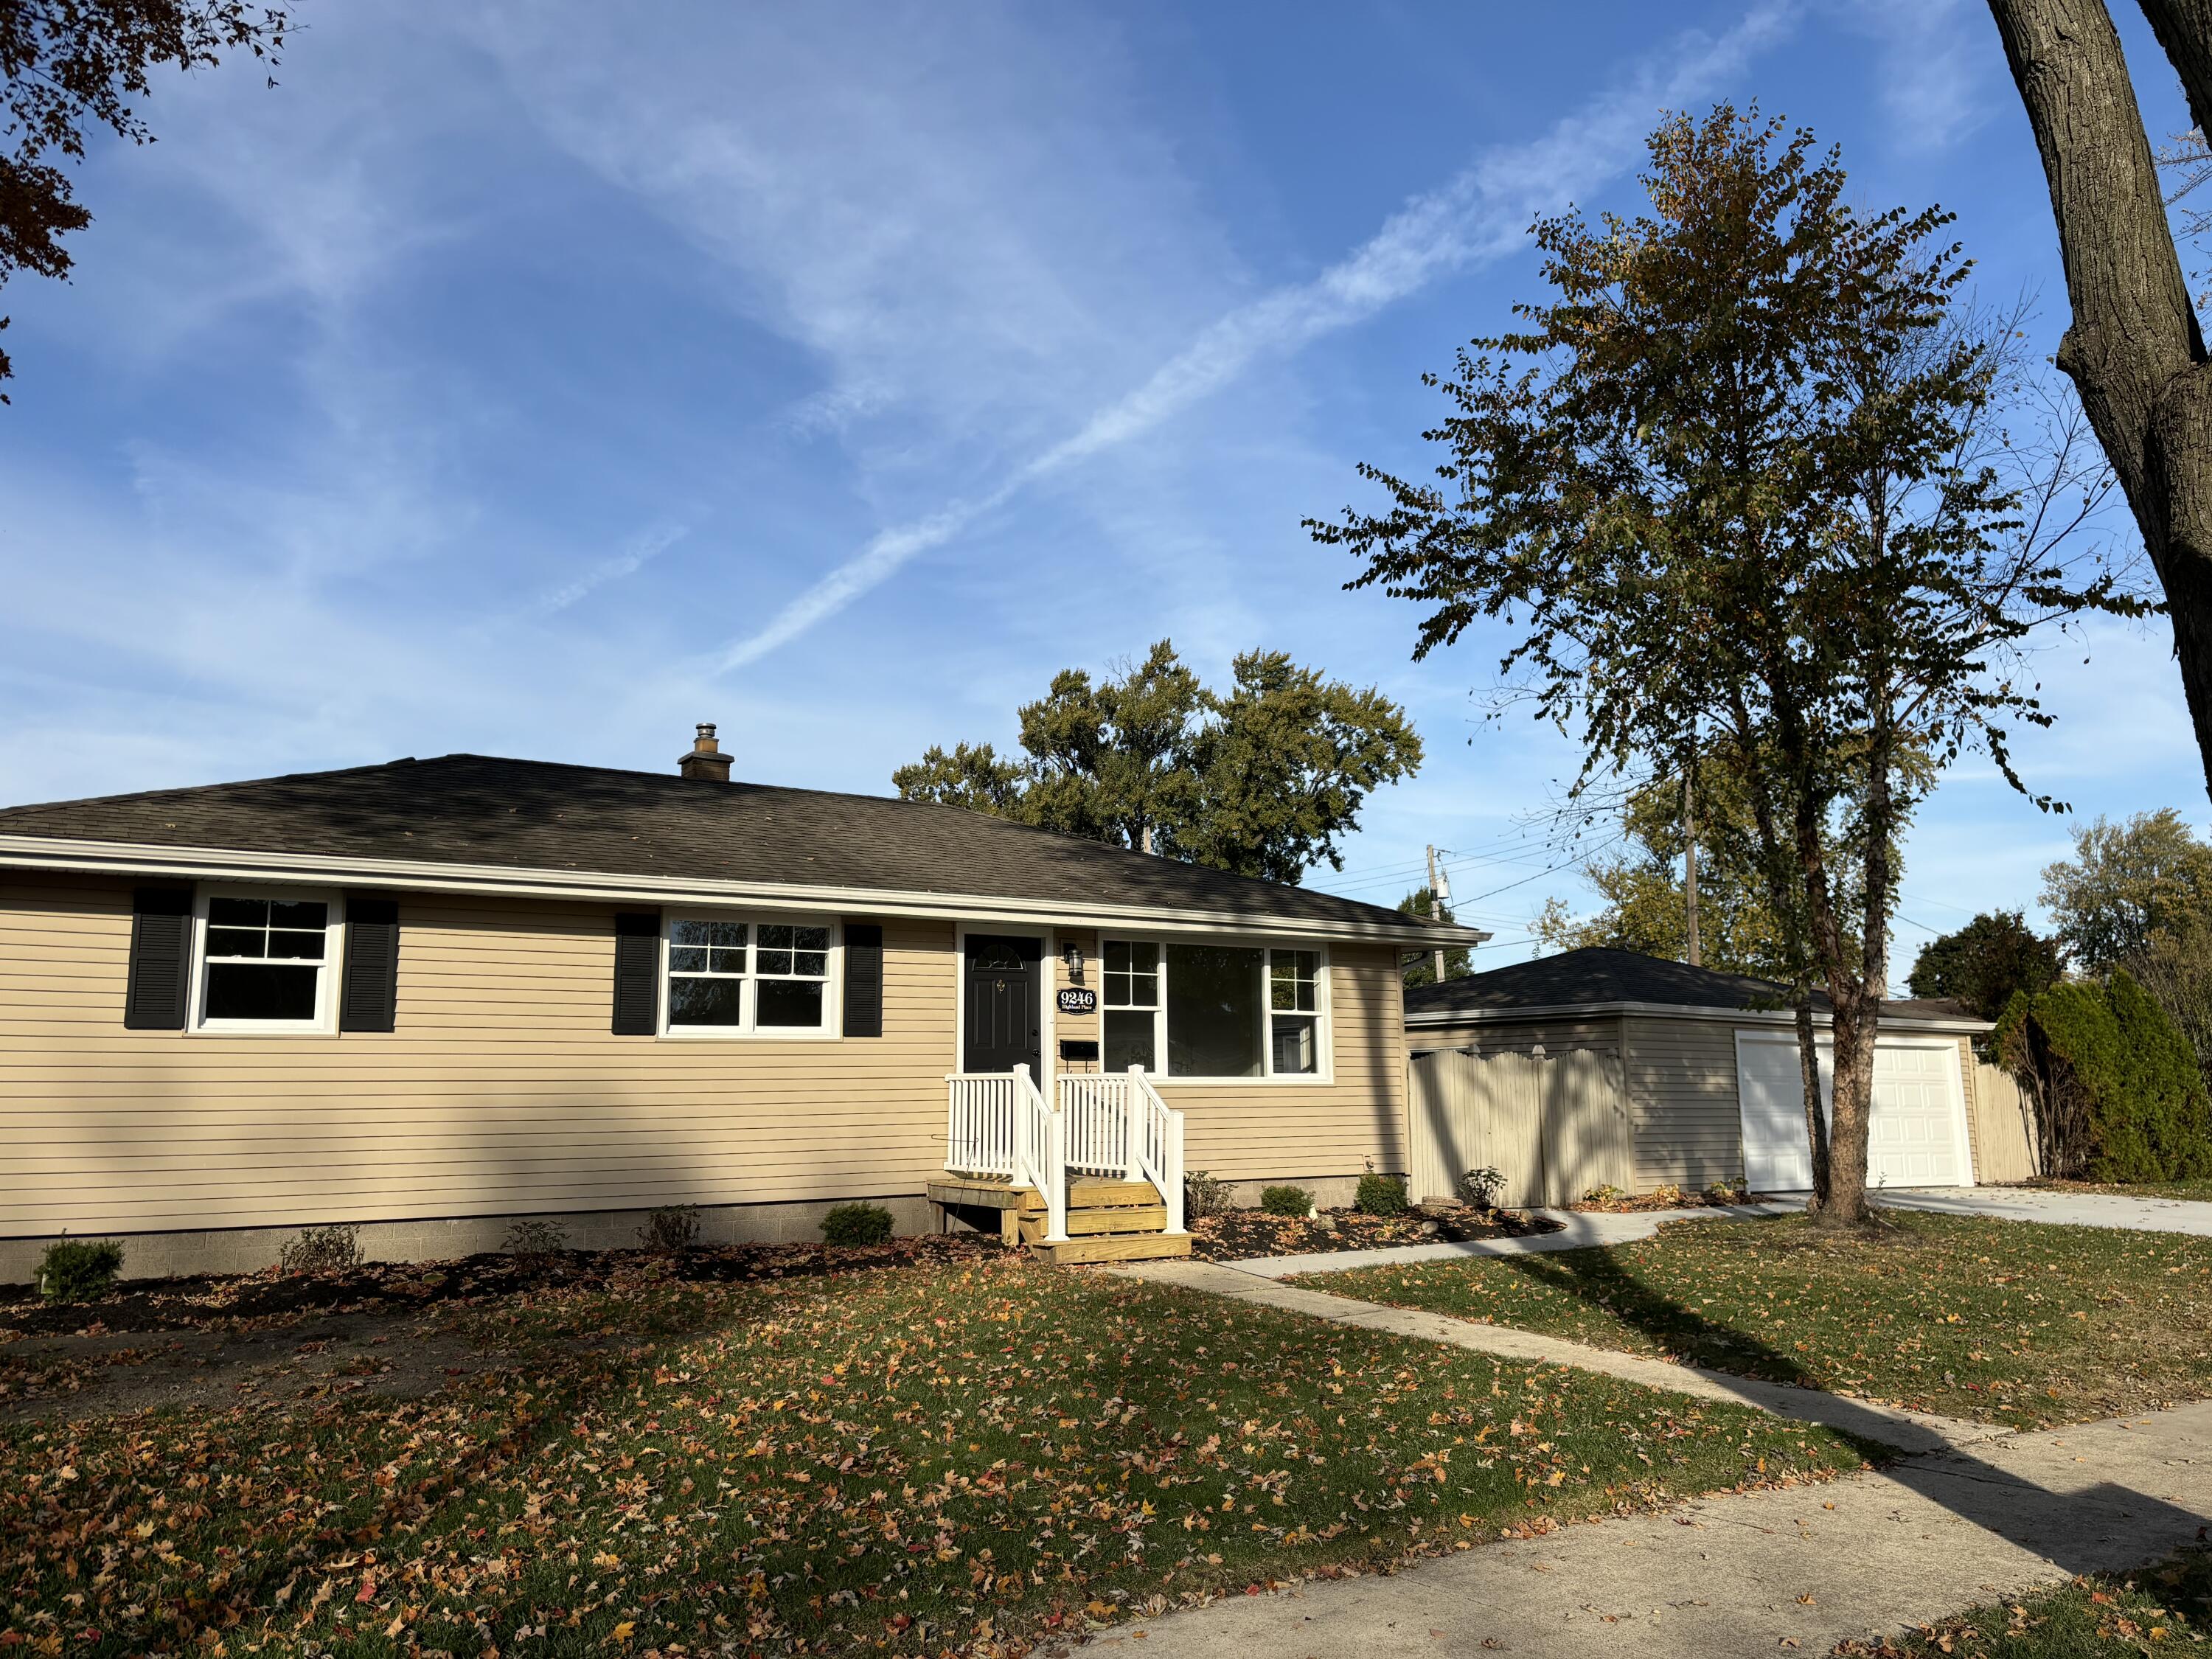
946 1063 1184 1239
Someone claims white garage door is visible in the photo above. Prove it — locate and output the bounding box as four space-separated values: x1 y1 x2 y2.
1735 1034 1971 1192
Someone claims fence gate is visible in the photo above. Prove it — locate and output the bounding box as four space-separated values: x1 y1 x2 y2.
1408 1047 1631 1208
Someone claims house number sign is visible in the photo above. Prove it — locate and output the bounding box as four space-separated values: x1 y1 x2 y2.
1057 987 1098 1014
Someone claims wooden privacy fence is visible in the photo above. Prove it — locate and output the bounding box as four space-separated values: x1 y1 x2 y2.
1969 1060 2041 1184
1409 1047 1633 1208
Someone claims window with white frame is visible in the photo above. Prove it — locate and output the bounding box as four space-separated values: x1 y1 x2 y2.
665 917 834 1034
1102 938 1329 1079
198 893 333 1028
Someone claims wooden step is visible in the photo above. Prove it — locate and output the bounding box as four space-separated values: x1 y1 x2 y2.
1027 1231 1192 1265
1068 1178 1159 1208
1019 1204 1169 1243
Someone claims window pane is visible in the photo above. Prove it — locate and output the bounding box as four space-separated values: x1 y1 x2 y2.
669 976 745 1026
1271 1012 1320 1075
268 900 328 931
1165 945 1263 1078
205 962 319 1021
706 921 747 947
793 950 828 978
756 978 824 1029
266 929 325 961
759 924 795 950
1270 950 1319 1012
792 925 830 952
669 945 709 973
1104 1010 1156 1074
708 947 745 973
208 897 268 928
1105 939 1159 1008
206 927 264 959
757 947 793 975
671 919 712 946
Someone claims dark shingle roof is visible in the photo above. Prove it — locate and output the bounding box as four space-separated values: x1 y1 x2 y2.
1405 945 1982 1024
0 753 1450 935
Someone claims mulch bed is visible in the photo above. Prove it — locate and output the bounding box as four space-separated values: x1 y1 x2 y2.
0 1233 1000 1340
1191 1204 1560 1262
1568 1187 1755 1213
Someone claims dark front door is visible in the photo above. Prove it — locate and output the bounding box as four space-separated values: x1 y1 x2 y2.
964 934 1043 1077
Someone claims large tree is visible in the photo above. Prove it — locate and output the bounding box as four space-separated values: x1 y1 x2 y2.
1 1 291 399
1986 0 2212 801
892 641 1422 885
2039 807 2212 968
1315 107 2127 1225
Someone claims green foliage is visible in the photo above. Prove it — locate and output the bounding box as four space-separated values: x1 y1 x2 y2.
1454 1166 1506 1209
2127 915 2212 1102
1260 1185 1314 1218
501 1218 569 1257
1860 1546 2212 1658
1905 909 2065 1020
1999 971 2212 1183
1397 886 1473 986
37 1239 122 1303
636 1206 701 1251
2040 809 2212 971
1181 1169 1234 1220
893 640 1422 885
277 1224 364 1274
1353 1172 1408 1217
820 1203 894 1248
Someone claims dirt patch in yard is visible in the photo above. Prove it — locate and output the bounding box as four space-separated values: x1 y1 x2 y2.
1191 1204 1559 1261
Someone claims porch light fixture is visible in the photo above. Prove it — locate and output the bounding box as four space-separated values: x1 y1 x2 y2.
1062 942 1085 983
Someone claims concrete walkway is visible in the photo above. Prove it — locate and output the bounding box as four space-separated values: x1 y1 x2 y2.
1103 1401 2212 1658
1871 1184 2212 1236
1218 1203 1784 1280
1127 1256 1980 1453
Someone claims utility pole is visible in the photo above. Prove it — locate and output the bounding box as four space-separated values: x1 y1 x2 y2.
1682 767 1702 969
1425 844 1447 984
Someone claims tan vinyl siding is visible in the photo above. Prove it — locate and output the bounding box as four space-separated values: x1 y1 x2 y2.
1158 945 1410 1182
1409 1017 1621 1058
0 873 1411 1237
1621 1016 1745 1192
0 873 959 1237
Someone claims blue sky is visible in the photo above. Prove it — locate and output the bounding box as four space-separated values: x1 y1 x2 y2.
1 0 2202 968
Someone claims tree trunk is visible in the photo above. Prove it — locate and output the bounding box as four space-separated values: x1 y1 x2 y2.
1823 985 1879 1225
1989 0 2212 804
1792 984 1831 1208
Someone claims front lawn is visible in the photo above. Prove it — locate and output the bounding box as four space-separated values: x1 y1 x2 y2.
0 1253 1863 1656
1836 1548 2212 1657
1298 1211 2212 1429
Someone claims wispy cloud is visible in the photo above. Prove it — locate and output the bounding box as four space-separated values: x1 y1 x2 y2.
707 1 1798 674
535 521 691 615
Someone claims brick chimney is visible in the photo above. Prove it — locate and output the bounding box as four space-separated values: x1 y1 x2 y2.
678 722 732 782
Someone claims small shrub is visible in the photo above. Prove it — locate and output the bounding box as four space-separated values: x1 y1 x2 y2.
1453 1166 1506 1210
1581 1183 1628 1207
2000 970 2212 1181
637 1205 701 1251
502 1217 569 1257
1647 1183 1688 1208
279 1223 364 1274
38 1239 123 1303
1183 1169 1234 1220
1260 1185 1313 1218
1705 1177 1749 1205
821 1203 894 1247
1353 1171 1408 1217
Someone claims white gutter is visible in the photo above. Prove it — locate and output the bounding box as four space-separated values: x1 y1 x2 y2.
0 832 1494 949
1405 997 1991 1035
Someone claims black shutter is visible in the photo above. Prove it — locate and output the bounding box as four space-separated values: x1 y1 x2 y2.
611 911 661 1035
842 922 884 1038
123 886 193 1031
339 894 401 1033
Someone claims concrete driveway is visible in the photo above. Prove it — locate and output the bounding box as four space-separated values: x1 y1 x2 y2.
1868 1185 2212 1236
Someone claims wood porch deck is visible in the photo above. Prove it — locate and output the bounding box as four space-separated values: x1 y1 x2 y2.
927 1175 1192 1264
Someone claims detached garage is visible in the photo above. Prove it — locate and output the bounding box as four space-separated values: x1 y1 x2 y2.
1405 947 1992 1196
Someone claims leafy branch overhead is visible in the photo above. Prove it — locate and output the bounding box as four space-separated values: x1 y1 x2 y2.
0 0 291 397
891 641 1421 886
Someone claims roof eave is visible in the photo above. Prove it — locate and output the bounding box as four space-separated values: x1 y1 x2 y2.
1405 998 1992 1034
0 832 1490 947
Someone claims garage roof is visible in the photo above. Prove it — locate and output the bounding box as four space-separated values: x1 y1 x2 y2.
1405 946 1988 1030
